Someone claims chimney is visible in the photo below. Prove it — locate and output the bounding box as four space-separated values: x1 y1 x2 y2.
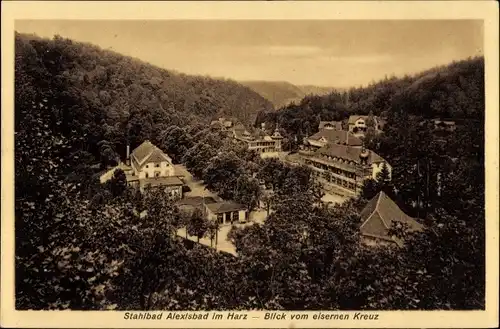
126 144 130 164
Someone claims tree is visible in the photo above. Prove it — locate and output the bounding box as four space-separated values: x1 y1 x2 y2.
261 191 274 216
234 175 261 212
366 110 376 128
97 140 119 169
107 168 127 197
181 142 216 179
257 157 288 191
202 152 244 200
360 178 380 201
187 208 209 243
160 126 193 164
206 220 220 248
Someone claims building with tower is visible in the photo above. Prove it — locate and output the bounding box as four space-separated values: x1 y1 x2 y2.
231 123 284 157
300 142 391 196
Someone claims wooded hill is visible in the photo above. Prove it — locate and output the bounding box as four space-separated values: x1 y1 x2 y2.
15 32 273 152
255 57 484 139
240 80 338 109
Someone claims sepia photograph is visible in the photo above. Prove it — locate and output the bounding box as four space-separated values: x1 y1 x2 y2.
1 1 499 328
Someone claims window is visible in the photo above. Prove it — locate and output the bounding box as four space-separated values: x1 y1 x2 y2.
155 163 160 168
217 214 223 224
145 173 149 178
145 165 149 168
155 172 160 177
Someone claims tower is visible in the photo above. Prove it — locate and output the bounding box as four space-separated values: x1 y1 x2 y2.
359 143 370 166
271 126 284 151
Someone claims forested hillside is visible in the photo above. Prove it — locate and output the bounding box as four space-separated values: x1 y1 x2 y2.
256 57 484 139
240 80 337 109
15 33 273 157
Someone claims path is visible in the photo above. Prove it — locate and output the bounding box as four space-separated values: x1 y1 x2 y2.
174 164 221 200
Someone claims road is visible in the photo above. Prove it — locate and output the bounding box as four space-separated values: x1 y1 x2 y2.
174 164 221 200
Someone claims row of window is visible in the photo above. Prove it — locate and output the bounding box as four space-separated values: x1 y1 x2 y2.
311 170 357 191
306 160 357 179
316 154 361 167
145 172 161 178
249 142 278 147
145 163 165 169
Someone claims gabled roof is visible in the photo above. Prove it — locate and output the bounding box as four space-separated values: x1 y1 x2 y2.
318 121 342 130
131 141 172 170
360 191 424 243
205 201 246 214
348 115 379 125
315 143 385 165
308 129 362 147
233 123 247 132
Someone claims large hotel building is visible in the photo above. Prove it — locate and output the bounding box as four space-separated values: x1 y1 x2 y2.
299 121 391 196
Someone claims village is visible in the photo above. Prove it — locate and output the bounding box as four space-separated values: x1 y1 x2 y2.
98 114 443 255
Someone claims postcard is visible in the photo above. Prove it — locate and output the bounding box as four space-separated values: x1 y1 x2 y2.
1 1 498 328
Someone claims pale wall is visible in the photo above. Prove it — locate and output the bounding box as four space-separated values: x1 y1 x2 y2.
135 161 175 179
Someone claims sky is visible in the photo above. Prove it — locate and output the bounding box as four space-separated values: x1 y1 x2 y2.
15 20 483 87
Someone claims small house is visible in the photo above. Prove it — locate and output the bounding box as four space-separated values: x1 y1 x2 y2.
204 201 248 225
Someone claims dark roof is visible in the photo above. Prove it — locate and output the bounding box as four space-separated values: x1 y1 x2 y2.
314 144 385 165
360 191 424 243
205 201 246 214
131 141 172 170
177 196 217 206
139 176 184 188
131 140 155 162
318 121 342 130
308 129 362 146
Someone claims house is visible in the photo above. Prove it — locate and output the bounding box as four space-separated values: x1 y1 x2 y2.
303 129 362 152
100 140 185 198
359 191 424 247
348 115 384 136
302 143 391 196
129 140 175 178
176 196 218 214
137 176 184 197
204 201 248 225
318 121 343 131
433 119 456 132
232 124 283 157
210 117 234 131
